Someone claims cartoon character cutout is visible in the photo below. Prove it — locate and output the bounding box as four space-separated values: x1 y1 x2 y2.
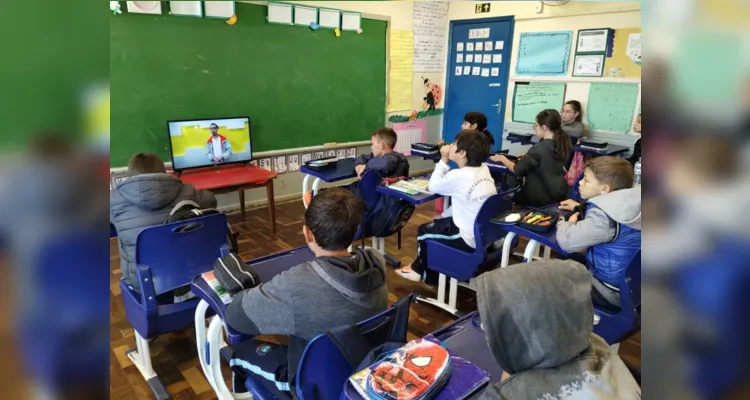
367 341 450 400
422 77 443 111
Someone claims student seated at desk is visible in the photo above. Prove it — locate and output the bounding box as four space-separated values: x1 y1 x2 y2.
475 260 641 399
556 157 641 309
396 130 496 284
354 127 409 179
110 153 217 299
225 188 388 393
490 109 571 207
627 114 642 167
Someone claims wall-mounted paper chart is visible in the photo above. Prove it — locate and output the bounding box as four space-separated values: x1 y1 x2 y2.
393 120 426 156
319 8 341 29
512 82 567 124
515 31 573 76
387 30 414 112
169 1 201 17
293 4 317 26
127 1 162 15
268 2 293 25
587 83 639 133
341 11 361 31
204 1 234 18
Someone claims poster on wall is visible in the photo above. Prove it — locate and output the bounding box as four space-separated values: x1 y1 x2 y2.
413 1 449 72
515 31 573 76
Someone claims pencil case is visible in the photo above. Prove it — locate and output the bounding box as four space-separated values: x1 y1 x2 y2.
518 210 559 233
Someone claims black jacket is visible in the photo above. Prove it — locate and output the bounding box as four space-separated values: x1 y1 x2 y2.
514 139 569 207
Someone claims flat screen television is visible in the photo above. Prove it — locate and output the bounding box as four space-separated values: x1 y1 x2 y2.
166 116 252 172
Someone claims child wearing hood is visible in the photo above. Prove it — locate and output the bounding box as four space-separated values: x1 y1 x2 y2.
475 260 641 399
556 156 641 309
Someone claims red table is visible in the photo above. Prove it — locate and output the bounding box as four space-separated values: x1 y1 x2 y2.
174 165 278 234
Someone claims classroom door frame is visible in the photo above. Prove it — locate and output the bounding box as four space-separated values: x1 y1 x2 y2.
443 15 515 151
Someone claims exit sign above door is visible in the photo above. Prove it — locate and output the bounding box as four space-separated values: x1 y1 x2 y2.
475 3 491 13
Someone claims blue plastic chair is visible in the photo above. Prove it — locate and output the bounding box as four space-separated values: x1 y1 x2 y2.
244 295 414 400
20 229 109 395
569 171 585 203
593 250 641 345
120 213 230 400
420 187 520 315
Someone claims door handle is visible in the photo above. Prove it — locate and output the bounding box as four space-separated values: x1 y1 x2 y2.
490 99 502 113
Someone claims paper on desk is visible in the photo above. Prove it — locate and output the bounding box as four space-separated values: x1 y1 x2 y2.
387 30 414 112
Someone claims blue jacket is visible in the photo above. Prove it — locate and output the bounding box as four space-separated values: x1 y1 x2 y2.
110 173 217 292
205 134 233 162
354 151 410 178
556 186 641 287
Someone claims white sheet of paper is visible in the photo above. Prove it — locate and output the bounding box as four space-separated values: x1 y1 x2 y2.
493 54 502 63
268 2 292 24
495 41 504 50
626 33 641 62
337 149 347 159
293 5 317 26
463 66 471 75
472 66 481 76
347 148 356 158
301 153 312 163
457 42 464 51
273 156 287 174
491 67 499 76
466 54 474 63
204 1 234 18
341 12 360 31
457 53 464 63
475 56 483 64
483 54 491 64
573 54 604 76
455 66 462 76
318 8 341 29
577 29 609 53
484 41 493 51
476 42 484 51
314 151 325 160
287 154 300 172
327 150 336 158
259 158 271 170
481 68 490 77
467 42 474 51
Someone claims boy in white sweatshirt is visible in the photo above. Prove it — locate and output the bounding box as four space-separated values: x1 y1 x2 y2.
397 130 496 284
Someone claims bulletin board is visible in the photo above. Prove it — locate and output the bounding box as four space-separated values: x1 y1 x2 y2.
603 27 641 78
587 83 639 133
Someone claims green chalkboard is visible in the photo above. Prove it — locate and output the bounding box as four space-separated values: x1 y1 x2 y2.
512 82 567 124
587 83 639 133
110 3 387 167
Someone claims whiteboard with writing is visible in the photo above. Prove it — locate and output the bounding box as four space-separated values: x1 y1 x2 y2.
512 82 567 124
413 1 449 72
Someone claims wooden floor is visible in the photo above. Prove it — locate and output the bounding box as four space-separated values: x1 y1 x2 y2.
110 200 641 399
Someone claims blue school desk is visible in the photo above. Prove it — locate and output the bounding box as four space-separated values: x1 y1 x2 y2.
192 246 316 398
411 148 442 162
506 133 536 146
376 183 442 205
572 143 630 157
492 204 572 268
300 158 356 208
431 311 503 384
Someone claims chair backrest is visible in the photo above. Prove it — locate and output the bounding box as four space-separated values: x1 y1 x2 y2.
359 171 383 215
295 295 412 400
473 187 521 256
135 213 229 298
569 171 585 203
619 249 642 320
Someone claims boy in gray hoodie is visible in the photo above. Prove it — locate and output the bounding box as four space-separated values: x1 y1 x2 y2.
226 187 388 394
556 156 641 309
476 260 641 399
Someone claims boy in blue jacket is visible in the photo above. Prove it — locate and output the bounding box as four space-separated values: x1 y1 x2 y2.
354 128 409 179
556 156 641 309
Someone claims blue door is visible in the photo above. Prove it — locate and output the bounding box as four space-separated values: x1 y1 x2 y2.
443 17 514 152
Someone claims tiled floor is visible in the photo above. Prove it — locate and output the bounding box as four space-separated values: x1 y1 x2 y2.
110 200 640 399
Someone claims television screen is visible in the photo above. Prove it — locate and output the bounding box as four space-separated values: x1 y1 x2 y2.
167 117 252 171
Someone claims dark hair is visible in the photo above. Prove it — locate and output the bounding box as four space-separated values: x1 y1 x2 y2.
464 112 495 146
454 129 491 167
210 123 218 128
127 153 167 174
304 187 363 250
564 100 583 123
535 109 571 163
585 156 634 190
372 127 397 149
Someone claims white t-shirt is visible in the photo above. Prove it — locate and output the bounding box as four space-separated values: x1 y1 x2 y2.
211 136 223 159
428 161 497 248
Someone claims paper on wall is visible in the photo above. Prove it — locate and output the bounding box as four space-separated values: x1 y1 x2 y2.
287 154 300 172
463 66 471 75
347 148 357 158
481 68 490 77
466 54 474 63
337 149 347 159
457 42 464 51
301 153 312 163
273 156 287 174
626 33 641 63
413 1 449 72
387 30 414 112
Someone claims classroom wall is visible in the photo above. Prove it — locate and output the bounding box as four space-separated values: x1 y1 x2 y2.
444 2 642 153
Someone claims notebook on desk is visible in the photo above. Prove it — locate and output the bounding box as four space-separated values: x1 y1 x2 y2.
201 271 232 305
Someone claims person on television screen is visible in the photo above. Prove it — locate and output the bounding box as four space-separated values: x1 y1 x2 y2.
206 123 232 163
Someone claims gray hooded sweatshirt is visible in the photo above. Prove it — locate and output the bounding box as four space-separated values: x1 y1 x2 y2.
226 248 388 341
476 260 640 399
110 173 217 292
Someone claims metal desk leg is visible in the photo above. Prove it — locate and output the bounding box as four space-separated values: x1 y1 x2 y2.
207 318 252 399
500 232 517 268
523 240 541 263
302 174 311 209
417 273 459 316
195 300 216 390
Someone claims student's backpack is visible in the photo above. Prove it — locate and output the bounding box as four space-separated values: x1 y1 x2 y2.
165 200 239 254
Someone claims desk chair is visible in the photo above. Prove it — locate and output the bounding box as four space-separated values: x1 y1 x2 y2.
237 295 413 400
20 229 109 397
357 171 415 267
121 214 231 400
419 187 520 315
593 250 641 345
